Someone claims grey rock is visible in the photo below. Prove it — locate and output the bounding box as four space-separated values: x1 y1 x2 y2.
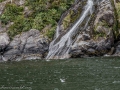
47 0 115 59
0 33 10 51
87 48 96 55
115 45 120 54
14 0 25 6
3 29 49 61
68 0 115 58
113 41 120 56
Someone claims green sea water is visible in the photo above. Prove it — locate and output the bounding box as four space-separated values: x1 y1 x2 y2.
0 57 120 90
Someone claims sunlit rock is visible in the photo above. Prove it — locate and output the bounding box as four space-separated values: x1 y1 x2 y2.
3 29 49 61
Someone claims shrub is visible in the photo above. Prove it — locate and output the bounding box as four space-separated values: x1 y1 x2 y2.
0 0 4 3
0 4 23 25
0 0 74 39
7 16 33 39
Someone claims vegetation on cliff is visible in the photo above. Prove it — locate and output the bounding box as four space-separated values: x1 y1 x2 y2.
116 2 120 30
0 0 4 3
0 0 74 39
0 0 120 40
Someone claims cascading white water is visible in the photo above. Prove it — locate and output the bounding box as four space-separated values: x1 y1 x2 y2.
55 25 60 38
46 0 94 59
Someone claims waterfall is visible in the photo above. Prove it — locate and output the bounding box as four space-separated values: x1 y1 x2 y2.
46 0 94 59
55 25 60 38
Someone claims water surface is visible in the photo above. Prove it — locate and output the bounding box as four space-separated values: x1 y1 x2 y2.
0 57 120 90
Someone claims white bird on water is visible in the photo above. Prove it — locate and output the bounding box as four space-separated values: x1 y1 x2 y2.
60 78 65 83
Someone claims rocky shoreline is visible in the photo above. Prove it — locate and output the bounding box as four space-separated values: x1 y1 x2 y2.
0 29 120 61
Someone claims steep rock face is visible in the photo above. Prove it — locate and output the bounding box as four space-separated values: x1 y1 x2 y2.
0 29 49 61
113 0 120 56
47 0 116 59
71 0 115 57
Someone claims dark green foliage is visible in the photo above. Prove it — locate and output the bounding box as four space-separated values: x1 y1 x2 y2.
26 0 74 39
46 26 56 39
0 4 23 25
110 0 119 39
7 16 33 39
0 0 4 3
32 11 56 30
0 0 74 39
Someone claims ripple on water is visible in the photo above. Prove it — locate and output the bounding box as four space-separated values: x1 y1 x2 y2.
113 81 120 84
113 67 120 69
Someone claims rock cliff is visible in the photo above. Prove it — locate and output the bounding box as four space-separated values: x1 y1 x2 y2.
0 0 120 61
47 0 119 59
